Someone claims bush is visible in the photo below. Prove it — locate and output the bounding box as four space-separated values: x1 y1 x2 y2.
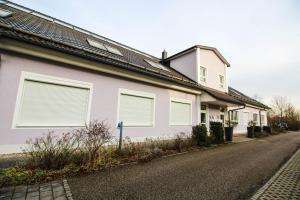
263 126 271 133
24 121 113 170
287 120 300 131
74 121 113 167
24 131 81 170
192 124 208 146
254 126 262 133
210 122 224 144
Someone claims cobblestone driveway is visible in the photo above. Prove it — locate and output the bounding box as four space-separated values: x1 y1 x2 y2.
0 179 72 200
252 148 300 200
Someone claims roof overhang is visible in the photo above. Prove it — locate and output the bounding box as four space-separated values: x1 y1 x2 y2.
201 92 243 107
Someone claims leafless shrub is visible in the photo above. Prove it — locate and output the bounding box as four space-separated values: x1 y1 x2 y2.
73 121 113 167
24 131 81 170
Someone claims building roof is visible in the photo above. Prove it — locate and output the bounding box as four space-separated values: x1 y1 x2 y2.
0 1 269 110
228 87 270 109
164 45 231 67
0 1 199 88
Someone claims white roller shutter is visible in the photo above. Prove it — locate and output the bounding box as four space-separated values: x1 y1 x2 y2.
15 75 91 127
119 93 154 126
170 100 191 125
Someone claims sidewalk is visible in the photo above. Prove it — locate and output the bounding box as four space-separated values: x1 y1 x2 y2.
251 148 300 200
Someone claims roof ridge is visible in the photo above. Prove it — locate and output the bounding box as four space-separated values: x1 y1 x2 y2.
0 0 160 60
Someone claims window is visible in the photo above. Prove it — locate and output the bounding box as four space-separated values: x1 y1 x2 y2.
200 66 207 82
170 98 192 126
13 72 92 127
261 115 265 124
201 104 207 126
253 113 258 123
87 38 123 56
0 8 12 18
230 111 239 122
220 107 225 124
118 89 155 127
219 75 224 88
144 59 170 71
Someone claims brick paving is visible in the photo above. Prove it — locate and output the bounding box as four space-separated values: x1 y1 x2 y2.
0 179 73 200
252 148 300 200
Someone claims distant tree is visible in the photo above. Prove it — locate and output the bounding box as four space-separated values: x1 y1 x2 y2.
271 96 288 123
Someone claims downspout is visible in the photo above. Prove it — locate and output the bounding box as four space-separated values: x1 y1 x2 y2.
227 105 246 127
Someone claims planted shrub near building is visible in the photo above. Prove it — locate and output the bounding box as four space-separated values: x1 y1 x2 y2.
254 126 262 133
192 124 208 146
210 122 224 144
263 126 272 133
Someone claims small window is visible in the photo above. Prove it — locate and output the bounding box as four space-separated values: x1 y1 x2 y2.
200 66 207 82
219 75 224 88
87 38 106 51
261 115 265 124
87 38 123 56
201 105 207 111
170 98 192 126
0 8 12 18
14 72 92 127
253 113 258 123
231 111 239 122
105 45 123 56
118 89 155 127
201 113 206 125
144 59 170 71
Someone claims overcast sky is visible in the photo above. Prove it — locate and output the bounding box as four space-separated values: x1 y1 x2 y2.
13 0 300 108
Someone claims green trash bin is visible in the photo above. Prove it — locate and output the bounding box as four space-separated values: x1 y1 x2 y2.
225 127 233 141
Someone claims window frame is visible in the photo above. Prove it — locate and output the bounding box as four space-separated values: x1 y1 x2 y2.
12 71 93 129
261 114 265 124
253 113 259 123
117 88 156 127
219 75 224 88
230 111 239 122
169 97 192 126
199 66 207 83
200 104 207 126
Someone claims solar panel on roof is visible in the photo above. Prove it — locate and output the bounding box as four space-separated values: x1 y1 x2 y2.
0 8 12 18
144 59 170 71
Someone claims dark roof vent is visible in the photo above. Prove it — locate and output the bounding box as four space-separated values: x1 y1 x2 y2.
0 8 13 18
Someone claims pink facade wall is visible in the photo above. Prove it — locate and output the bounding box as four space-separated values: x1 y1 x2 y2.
169 50 198 82
200 49 227 92
0 52 198 149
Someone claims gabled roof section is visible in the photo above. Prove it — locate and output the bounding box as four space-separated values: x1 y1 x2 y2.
0 1 197 87
228 87 270 109
165 45 231 67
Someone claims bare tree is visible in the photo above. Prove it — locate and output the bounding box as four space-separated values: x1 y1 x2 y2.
271 96 288 123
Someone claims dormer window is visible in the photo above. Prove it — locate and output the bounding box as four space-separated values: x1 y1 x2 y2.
200 66 207 82
219 75 224 88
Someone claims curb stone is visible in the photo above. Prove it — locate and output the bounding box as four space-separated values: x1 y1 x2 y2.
63 179 73 200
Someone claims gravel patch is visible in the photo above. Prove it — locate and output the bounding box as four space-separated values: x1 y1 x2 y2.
68 132 300 200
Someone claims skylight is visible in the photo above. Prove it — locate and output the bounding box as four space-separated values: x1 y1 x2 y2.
87 38 107 51
0 8 12 18
144 59 170 71
86 38 123 56
105 45 123 56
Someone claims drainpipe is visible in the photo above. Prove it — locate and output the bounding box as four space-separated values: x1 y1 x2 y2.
227 105 246 127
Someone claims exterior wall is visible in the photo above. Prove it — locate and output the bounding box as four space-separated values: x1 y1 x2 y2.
169 50 198 82
0 52 198 153
231 106 268 134
199 49 227 92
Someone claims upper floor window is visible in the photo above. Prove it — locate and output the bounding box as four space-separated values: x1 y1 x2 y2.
219 75 224 88
200 66 207 82
261 114 265 124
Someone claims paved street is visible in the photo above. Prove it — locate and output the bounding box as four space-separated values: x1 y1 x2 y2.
68 132 300 200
